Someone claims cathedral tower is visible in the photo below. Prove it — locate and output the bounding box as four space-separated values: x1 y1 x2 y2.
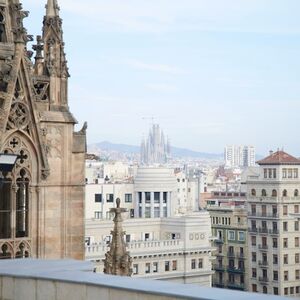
0 0 86 260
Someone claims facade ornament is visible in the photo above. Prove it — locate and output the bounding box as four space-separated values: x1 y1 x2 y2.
103 198 133 276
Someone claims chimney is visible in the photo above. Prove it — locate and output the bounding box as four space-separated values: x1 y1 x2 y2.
269 150 274 156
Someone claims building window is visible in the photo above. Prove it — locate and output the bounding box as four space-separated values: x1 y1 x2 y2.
154 207 160 218
95 194 102 203
272 189 277 197
284 288 288 295
133 264 138 275
238 231 245 241
283 169 287 178
295 205 299 213
284 271 289 281
125 194 132 203
295 190 299 197
284 254 288 264
252 284 257 292
163 192 167 203
165 261 170 271
295 221 299 231
263 286 267 294
125 234 131 243
288 169 293 178
130 209 134 218
252 268 257 278
296 253 300 264
283 222 288 231
295 237 299 247
154 192 160 203
138 192 142 203
228 231 235 241
296 270 300 280
251 205 256 215
273 271 278 281
144 233 150 241
290 287 294 295
274 287 278 295
153 262 158 273
273 254 278 264
261 189 267 197
294 169 299 178
251 189 256 196
251 236 256 246
283 189 288 197
106 194 114 202
145 192 151 203
145 207 151 218
94 211 102 219
191 259 196 269
283 238 288 248
264 169 267 178
198 259 203 268
145 263 150 274
273 238 278 248
172 260 177 271
163 207 167 217
252 252 256 262
283 205 288 215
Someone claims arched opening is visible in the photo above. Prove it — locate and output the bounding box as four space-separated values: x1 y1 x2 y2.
251 189 256 196
295 189 299 197
283 189 288 197
272 189 277 197
262 189 267 197
263 286 267 294
0 243 12 259
15 242 29 259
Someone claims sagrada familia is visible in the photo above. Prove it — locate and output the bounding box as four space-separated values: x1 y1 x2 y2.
0 0 86 260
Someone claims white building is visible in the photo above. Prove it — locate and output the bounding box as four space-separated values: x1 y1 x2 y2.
225 145 256 168
246 150 300 297
86 215 215 286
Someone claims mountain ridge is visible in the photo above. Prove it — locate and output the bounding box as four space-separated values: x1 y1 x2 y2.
88 141 223 159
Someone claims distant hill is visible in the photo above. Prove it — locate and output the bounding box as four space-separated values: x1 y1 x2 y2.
88 141 223 159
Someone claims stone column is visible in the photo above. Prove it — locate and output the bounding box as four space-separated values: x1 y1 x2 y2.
167 191 172 217
160 192 164 218
141 192 145 218
150 192 154 218
134 192 139 218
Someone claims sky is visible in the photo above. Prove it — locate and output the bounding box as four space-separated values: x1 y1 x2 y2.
24 0 300 155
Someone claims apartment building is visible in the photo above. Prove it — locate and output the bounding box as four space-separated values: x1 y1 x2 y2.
247 150 300 297
207 199 248 291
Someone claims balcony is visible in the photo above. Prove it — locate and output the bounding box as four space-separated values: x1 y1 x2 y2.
227 281 245 291
248 227 258 233
227 252 235 258
213 282 225 288
258 227 268 234
259 276 269 283
237 253 245 259
269 229 279 235
227 266 245 274
248 212 279 219
213 265 225 272
258 244 268 251
258 260 269 267
215 239 224 244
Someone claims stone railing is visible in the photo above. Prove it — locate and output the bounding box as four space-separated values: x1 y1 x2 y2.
86 239 186 259
0 259 289 300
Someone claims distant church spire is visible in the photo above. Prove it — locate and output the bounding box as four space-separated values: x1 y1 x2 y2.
46 0 60 17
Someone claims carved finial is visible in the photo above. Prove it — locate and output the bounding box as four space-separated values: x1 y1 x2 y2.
33 35 44 59
103 198 132 276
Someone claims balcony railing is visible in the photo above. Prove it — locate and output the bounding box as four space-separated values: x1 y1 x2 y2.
259 276 269 283
237 253 245 259
269 229 279 235
227 252 235 258
258 244 268 250
215 239 224 244
226 281 245 290
227 266 245 274
248 212 279 218
213 265 225 272
248 227 258 233
258 260 268 267
258 227 268 234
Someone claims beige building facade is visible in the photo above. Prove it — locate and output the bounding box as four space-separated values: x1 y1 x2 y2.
247 151 300 297
0 0 86 260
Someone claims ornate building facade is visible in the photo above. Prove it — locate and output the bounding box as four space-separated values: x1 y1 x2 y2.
0 0 86 259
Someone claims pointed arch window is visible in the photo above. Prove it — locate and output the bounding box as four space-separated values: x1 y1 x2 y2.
294 189 299 197
16 169 29 238
0 9 6 43
0 176 12 239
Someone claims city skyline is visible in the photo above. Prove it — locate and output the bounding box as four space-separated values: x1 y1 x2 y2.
24 0 300 155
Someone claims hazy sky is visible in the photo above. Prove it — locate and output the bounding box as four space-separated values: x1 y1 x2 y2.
24 0 300 155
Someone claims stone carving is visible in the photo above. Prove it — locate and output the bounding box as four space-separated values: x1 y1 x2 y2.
0 58 13 92
45 126 62 158
103 198 133 276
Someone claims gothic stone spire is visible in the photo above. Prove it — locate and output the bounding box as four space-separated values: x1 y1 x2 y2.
46 0 60 17
103 198 133 276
